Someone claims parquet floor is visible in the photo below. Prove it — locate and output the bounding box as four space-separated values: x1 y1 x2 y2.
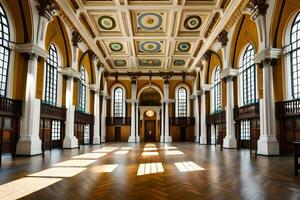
0 143 300 200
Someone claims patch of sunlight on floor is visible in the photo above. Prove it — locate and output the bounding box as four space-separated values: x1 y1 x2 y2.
174 162 205 172
53 159 96 167
143 147 158 151
90 164 119 173
144 143 156 147
0 177 62 200
137 163 164 176
28 167 86 178
121 147 132 150
165 150 184 155
72 153 106 159
160 146 178 150
142 152 159 156
114 150 129 155
92 149 115 153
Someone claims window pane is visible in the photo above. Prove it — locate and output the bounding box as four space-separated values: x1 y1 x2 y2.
114 87 123 117
291 13 300 99
240 44 257 106
213 66 221 112
0 4 10 97
79 65 87 112
177 87 187 117
45 44 58 106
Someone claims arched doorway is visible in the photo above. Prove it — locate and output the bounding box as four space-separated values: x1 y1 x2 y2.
144 110 156 142
138 87 162 142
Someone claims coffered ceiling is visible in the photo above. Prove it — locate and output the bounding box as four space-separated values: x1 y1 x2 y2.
56 0 244 72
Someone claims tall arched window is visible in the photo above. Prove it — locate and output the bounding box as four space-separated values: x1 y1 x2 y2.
0 5 10 97
290 13 300 99
213 66 221 112
45 44 59 105
177 87 187 117
240 44 256 106
114 87 123 117
79 65 87 112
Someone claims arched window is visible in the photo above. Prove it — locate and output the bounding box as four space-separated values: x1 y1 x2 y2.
79 65 87 112
290 13 300 99
213 66 221 112
0 4 10 97
114 87 123 117
45 44 59 105
177 87 187 117
240 44 256 106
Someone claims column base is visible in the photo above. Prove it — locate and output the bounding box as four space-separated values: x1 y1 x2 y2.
101 137 106 143
165 136 172 143
128 136 140 143
223 136 237 148
195 137 199 143
160 136 164 143
63 136 78 149
16 136 42 155
93 137 100 145
200 136 207 144
257 137 279 156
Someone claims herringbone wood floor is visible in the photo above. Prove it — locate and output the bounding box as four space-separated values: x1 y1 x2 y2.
0 143 300 200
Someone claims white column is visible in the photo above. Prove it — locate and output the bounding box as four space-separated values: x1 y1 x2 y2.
164 80 172 142
135 101 139 141
100 79 108 143
257 59 279 155
200 90 207 144
92 66 104 144
128 80 140 142
63 77 78 148
211 124 216 144
223 76 237 148
16 53 42 155
160 102 165 143
193 76 200 143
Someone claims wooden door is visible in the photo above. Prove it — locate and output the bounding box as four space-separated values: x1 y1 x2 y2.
180 127 186 142
145 120 156 142
115 127 121 142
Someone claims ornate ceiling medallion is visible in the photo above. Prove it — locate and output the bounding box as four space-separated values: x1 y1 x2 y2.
173 60 186 66
139 59 161 67
178 42 191 52
140 41 161 53
98 16 116 30
114 60 127 67
184 15 202 30
109 42 123 51
137 13 163 30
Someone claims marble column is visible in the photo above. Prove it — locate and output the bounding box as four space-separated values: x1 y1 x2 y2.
200 85 211 144
160 102 165 143
16 53 42 155
163 79 172 143
100 79 108 143
193 76 200 143
128 79 140 142
223 76 237 148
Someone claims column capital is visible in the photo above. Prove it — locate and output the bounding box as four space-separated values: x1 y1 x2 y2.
161 99 175 104
35 0 58 20
253 48 283 64
61 67 81 79
217 30 228 47
89 84 100 92
72 31 83 48
126 99 138 104
15 43 48 59
220 68 238 80
249 0 269 20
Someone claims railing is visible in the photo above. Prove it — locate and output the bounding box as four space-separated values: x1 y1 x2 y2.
206 111 226 124
40 103 67 121
75 111 94 124
0 97 22 117
276 99 300 118
106 117 131 126
234 103 260 121
169 117 195 126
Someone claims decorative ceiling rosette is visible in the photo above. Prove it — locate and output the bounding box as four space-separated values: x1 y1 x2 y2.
184 15 202 30
137 13 163 31
98 16 116 30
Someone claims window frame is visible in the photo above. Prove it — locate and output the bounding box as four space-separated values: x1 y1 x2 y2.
78 65 87 112
113 87 124 117
212 65 222 113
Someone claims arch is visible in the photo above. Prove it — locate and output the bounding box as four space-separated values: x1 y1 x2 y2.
137 84 163 100
174 83 191 117
110 83 126 117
